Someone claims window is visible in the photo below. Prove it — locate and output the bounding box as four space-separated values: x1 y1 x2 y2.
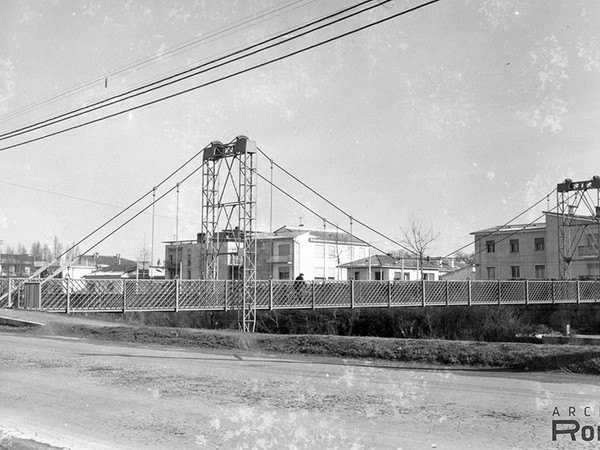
510 266 520 279
486 240 495 253
327 245 336 259
423 273 434 280
535 265 545 279
394 271 403 280
404 273 411 281
486 267 496 279
534 237 545 251
278 243 290 256
510 239 519 253
354 271 360 280
374 271 383 280
278 269 290 280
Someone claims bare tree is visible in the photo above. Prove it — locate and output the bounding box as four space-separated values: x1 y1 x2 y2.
400 217 440 280
52 236 63 261
137 248 151 267
65 244 81 264
30 241 43 260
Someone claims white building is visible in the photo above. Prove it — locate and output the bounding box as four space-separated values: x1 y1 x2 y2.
339 254 441 281
164 225 371 280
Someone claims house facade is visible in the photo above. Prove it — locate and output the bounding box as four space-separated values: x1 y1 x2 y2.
164 225 371 281
471 212 600 280
339 254 441 281
0 254 35 277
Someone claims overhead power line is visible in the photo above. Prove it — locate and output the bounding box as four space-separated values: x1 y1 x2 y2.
0 179 199 224
0 0 310 127
0 0 441 152
0 0 382 142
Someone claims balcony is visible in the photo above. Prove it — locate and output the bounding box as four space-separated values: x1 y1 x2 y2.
269 255 292 263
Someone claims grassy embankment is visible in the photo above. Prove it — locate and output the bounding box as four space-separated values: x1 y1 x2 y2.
39 317 600 375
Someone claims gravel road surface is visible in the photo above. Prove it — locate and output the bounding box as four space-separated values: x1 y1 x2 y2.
1 329 599 449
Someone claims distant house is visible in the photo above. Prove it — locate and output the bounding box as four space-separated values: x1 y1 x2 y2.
439 264 475 281
0 254 35 277
339 254 441 281
53 254 138 279
84 261 164 280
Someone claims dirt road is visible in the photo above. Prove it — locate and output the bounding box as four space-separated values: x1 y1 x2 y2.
1 331 599 449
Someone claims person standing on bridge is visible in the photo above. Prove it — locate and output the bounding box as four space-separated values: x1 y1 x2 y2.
294 273 305 302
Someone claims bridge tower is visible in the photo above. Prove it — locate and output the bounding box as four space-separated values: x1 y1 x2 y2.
556 176 600 280
200 136 257 332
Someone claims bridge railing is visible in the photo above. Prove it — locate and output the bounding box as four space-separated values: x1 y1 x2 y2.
2 278 600 313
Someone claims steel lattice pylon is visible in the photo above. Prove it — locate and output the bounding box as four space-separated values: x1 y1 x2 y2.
200 136 257 332
556 176 600 280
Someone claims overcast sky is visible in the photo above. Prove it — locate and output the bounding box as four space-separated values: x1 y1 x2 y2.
0 0 598 262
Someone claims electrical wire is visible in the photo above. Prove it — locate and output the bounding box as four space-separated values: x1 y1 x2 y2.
0 0 382 141
0 0 309 127
0 0 441 152
0 179 196 224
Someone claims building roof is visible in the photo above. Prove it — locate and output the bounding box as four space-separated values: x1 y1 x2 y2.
470 222 546 235
85 262 164 278
75 254 137 267
264 226 368 245
339 254 440 270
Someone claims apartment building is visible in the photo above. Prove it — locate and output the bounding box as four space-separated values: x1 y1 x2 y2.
471 212 600 280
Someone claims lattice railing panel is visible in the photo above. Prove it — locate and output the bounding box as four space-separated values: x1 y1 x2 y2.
499 281 526 304
67 279 124 310
390 281 422 306
226 280 244 310
271 280 309 308
125 280 176 310
255 281 271 309
354 281 389 307
314 281 351 308
178 280 225 310
528 281 553 304
579 281 600 303
471 281 499 305
553 281 578 303
448 281 469 305
424 281 446 306
0 278 9 308
40 279 67 310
